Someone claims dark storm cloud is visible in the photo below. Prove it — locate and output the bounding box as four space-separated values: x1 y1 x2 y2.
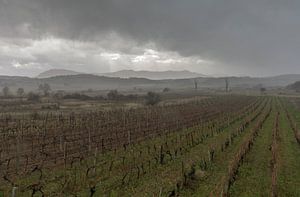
1 0 300 76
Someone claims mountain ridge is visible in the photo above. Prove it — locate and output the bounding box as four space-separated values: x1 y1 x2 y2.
98 69 208 79
37 69 83 78
37 69 208 80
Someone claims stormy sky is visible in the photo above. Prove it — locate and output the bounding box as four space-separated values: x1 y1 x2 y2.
0 0 300 77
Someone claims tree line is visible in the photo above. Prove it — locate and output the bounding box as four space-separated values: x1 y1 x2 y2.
1 84 162 105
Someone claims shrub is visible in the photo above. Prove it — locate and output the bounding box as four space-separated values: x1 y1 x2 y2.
63 93 91 100
27 92 40 102
163 88 170 92
145 92 161 105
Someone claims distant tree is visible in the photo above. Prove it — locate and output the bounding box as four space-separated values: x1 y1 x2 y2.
225 78 229 92
163 87 170 92
39 83 51 96
145 92 161 106
107 90 121 100
194 79 198 90
260 87 266 94
27 92 40 102
2 86 9 97
16 88 25 97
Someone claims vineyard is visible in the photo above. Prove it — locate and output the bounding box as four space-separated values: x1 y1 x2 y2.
0 95 300 196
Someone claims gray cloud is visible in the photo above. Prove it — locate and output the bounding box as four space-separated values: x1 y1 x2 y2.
1 0 300 76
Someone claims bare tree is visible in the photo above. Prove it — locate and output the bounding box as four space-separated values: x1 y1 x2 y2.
194 79 198 90
16 88 25 97
2 86 9 97
38 83 51 96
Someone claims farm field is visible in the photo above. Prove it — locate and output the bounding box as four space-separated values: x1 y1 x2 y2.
0 95 299 196
3 1 300 196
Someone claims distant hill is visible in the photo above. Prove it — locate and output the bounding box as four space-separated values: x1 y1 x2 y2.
37 69 83 78
99 70 208 80
287 81 300 92
1 73 300 93
38 69 207 80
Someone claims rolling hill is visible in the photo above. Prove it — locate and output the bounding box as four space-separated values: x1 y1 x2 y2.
37 69 207 80
98 69 207 80
1 73 300 93
37 69 83 78
287 81 300 92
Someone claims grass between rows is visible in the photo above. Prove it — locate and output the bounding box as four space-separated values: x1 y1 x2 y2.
228 103 275 196
277 99 300 196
